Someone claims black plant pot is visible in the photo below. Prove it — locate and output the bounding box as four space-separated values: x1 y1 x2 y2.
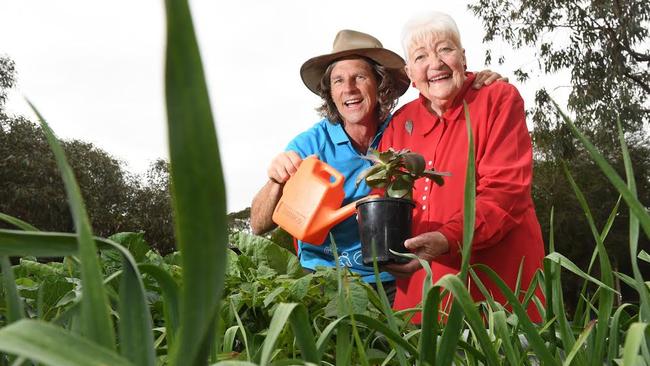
356 197 415 265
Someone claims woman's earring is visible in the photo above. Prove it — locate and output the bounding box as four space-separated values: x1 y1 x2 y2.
412 81 416 87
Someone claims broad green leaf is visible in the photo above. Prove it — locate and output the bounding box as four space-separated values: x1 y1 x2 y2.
109 232 151 263
387 174 413 199
356 164 385 186
231 232 302 277
0 319 132 366
37 279 74 321
27 101 115 350
164 0 228 364
402 153 425 175
422 169 447 186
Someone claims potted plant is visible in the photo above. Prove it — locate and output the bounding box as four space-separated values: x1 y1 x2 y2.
355 148 448 265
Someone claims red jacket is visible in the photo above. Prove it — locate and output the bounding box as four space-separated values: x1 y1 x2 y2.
379 74 545 322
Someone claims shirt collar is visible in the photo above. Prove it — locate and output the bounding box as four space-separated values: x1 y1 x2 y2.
326 120 349 144
325 117 389 148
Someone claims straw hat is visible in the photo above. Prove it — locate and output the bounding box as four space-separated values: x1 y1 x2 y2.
300 29 409 96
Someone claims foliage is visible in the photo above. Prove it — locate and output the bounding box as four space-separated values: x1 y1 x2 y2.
0 1 648 365
468 0 649 147
0 56 16 107
469 0 650 309
356 147 448 200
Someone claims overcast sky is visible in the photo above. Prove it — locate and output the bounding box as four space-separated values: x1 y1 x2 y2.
0 0 561 212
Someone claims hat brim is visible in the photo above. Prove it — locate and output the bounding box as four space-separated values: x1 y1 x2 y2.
300 48 410 98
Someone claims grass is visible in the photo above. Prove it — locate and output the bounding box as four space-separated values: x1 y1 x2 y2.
0 0 648 365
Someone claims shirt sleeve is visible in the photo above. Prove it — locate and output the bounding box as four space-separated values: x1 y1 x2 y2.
286 126 321 159
438 85 534 253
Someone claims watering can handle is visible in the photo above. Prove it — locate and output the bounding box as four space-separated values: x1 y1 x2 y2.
320 163 343 187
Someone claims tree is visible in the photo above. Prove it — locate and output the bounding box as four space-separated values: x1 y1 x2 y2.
469 0 649 151
469 0 650 308
0 117 136 236
127 159 176 254
0 57 15 107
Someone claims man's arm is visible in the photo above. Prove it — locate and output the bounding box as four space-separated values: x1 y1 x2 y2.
250 180 283 235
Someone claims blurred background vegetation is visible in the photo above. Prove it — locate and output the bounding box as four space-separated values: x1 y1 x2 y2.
1 0 648 312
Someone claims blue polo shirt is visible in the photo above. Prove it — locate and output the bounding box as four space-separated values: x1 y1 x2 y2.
286 118 394 283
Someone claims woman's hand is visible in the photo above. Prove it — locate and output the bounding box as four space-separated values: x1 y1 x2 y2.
472 69 508 89
267 151 303 184
382 231 449 278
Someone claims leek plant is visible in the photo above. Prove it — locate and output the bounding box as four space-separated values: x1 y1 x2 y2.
0 0 647 364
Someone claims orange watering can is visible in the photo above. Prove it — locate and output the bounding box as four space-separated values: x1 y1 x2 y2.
272 157 375 245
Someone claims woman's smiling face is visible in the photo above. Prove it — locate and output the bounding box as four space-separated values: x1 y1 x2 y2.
405 34 466 115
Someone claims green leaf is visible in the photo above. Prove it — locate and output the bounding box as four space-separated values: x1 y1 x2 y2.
436 275 500 365
545 252 617 293
259 303 318 365
27 100 115 350
460 101 476 280
164 0 229 364
109 232 151 263
560 102 650 248
0 319 133 366
422 170 447 186
1 256 25 323
138 263 180 347
0 212 39 231
118 256 155 366
402 153 425 175
622 323 648 366
562 320 594 366
473 264 557 365
639 251 650 264
492 310 520 366
387 174 413 199
231 232 302 277
356 164 385 187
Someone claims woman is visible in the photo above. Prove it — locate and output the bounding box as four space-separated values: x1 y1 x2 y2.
380 12 545 322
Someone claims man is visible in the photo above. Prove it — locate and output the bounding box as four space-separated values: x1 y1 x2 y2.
251 29 502 301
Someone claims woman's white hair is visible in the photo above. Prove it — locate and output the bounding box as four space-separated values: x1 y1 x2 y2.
401 11 462 61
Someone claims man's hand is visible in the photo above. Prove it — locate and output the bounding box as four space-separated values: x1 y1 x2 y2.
382 231 449 278
267 151 303 184
472 69 509 89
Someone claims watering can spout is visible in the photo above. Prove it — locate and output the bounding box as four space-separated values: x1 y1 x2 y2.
325 195 380 229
